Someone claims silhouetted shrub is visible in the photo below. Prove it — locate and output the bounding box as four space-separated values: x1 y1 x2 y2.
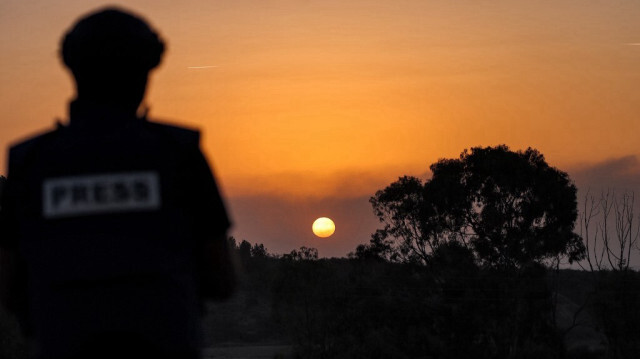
590 270 640 359
272 256 564 358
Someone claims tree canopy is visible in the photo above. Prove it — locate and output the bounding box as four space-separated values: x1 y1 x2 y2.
358 145 585 268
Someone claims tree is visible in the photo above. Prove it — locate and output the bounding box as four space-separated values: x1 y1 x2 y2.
434 146 585 268
576 190 640 358
366 176 428 263
361 145 585 268
578 189 640 272
227 236 238 252
238 240 252 262
250 243 269 258
284 247 318 261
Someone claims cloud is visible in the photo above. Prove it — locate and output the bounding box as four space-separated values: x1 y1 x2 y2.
568 155 640 194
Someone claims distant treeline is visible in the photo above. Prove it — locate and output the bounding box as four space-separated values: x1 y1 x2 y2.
220 238 640 359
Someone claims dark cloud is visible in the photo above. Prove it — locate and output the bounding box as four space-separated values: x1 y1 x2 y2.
569 155 640 194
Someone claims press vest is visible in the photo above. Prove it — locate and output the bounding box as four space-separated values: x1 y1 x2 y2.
1 105 230 357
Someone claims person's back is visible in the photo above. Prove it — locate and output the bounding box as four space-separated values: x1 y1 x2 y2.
0 7 234 359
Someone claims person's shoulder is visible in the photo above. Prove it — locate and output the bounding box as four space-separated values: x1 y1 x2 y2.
143 119 201 147
8 125 62 164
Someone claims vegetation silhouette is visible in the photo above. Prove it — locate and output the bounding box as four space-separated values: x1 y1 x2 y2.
175 235 640 358
268 244 563 358
264 146 637 358
357 145 586 268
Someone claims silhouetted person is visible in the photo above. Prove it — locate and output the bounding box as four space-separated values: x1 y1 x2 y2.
0 7 235 359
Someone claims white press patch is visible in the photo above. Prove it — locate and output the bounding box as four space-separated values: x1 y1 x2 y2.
43 172 161 218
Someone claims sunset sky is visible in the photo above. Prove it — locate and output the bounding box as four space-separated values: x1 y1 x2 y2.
1 0 639 259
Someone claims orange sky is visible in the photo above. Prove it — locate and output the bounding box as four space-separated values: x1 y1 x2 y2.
2 0 640 257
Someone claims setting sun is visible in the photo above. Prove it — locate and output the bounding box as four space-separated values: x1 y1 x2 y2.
312 217 336 238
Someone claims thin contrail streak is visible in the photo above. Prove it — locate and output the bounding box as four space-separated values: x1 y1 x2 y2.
623 43 640 46
187 65 219 69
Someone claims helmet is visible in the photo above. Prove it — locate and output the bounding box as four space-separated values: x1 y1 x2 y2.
61 7 165 74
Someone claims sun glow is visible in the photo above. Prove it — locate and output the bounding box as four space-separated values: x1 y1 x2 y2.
312 217 336 238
